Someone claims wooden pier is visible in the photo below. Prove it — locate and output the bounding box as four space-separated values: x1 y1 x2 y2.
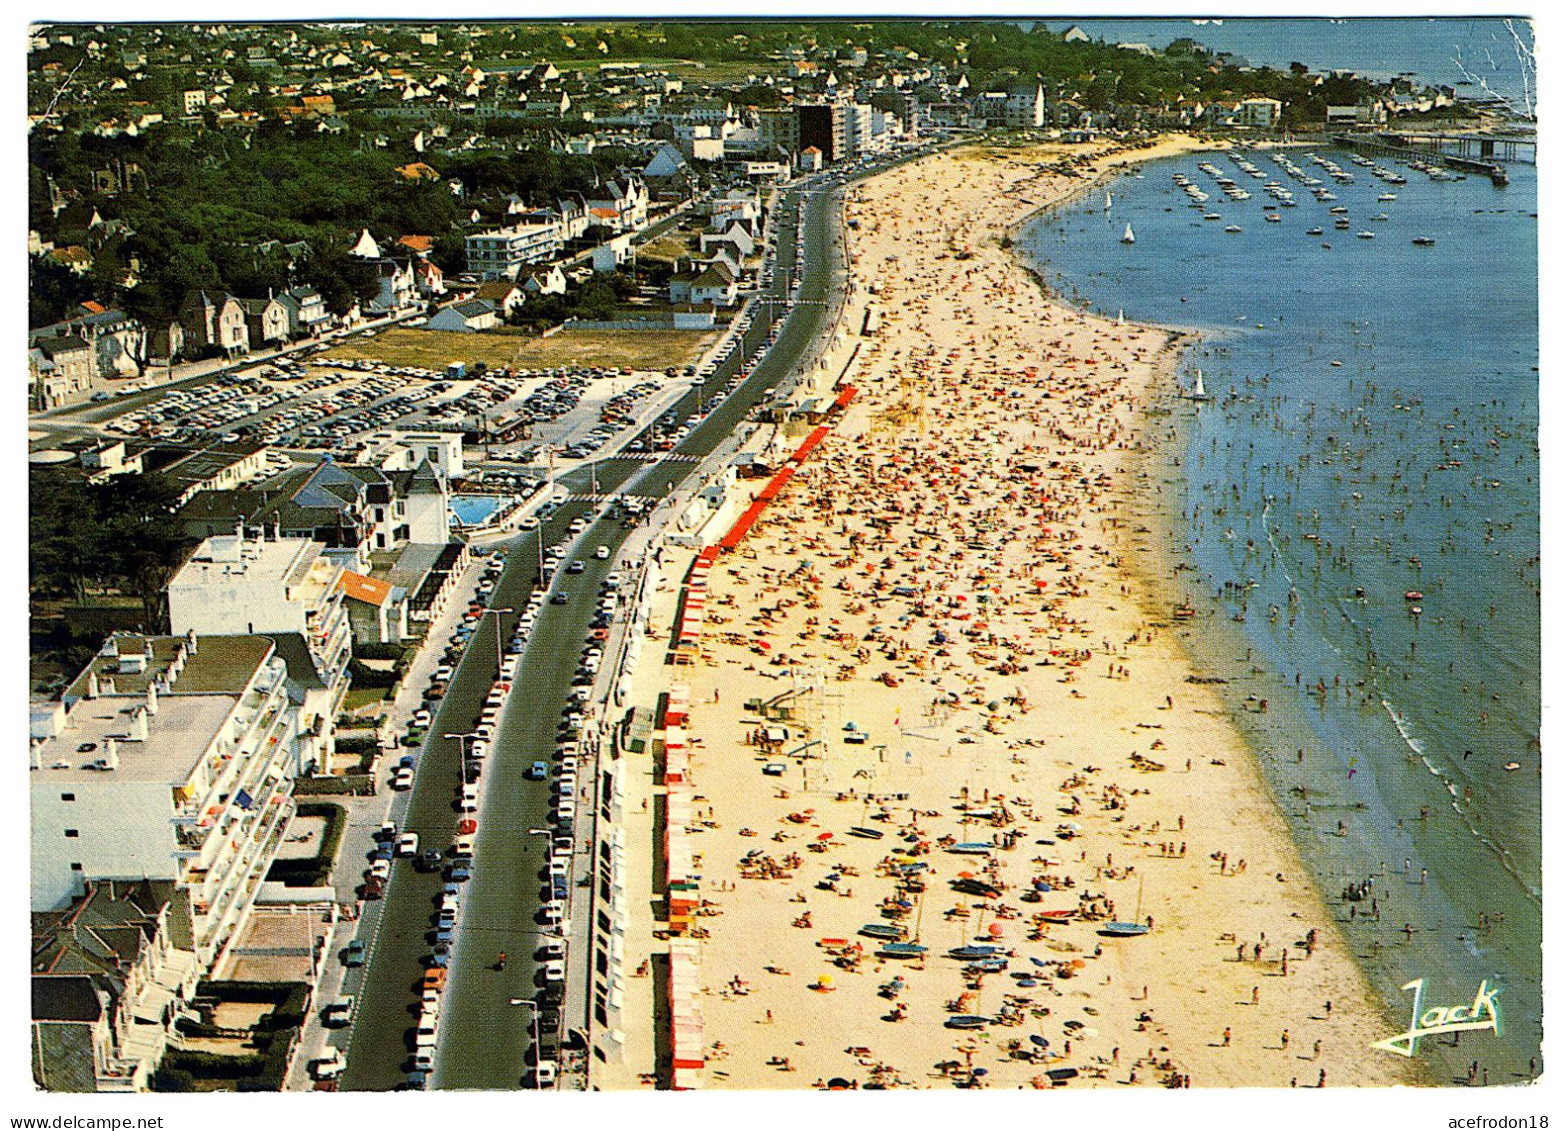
1334 132 1511 185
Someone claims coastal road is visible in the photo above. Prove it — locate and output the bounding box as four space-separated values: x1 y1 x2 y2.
342 145 922 1091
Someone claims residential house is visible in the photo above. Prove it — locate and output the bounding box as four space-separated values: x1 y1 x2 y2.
671 260 738 308
474 279 527 320
642 143 689 180
700 221 755 260
32 881 200 1093
425 297 499 333
178 291 249 358
29 337 97 409
590 233 634 274
1236 97 1282 129
238 295 288 347
363 259 416 315
339 571 408 646
276 285 331 338
585 176 648 232
522 264 567 297
412 259 445 299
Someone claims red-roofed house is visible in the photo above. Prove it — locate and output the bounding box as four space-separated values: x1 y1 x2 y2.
340 569 408 645
396 234 434 257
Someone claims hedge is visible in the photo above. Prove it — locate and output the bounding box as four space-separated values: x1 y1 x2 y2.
266 802 346 887
156 983 307 1092
293 774 376 797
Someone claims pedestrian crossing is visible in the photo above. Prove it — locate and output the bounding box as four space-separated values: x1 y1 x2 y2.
602 452 702 464
574 491 662 505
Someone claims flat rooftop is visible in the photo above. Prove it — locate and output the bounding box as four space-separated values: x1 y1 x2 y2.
34 694 237 785
171 533 331 603
63 634 274 701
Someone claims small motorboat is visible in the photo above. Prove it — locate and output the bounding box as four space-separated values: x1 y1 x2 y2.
1412 237 1436 246
848 826 885 840
1038 909 1077 922
879 942 929 959
946 1016 992 1030
1306 227 1324 235
948 945 1001 960
1224 224 1242 233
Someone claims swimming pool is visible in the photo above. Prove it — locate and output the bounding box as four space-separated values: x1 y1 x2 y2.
449 495 516 529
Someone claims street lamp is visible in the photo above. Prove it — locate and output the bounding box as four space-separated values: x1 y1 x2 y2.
506 998 548 1090
482 605 513 666
445 731 478 787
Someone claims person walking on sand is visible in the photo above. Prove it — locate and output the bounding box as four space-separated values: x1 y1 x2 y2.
1222 1027 1232 1047
1281 1030 1290 1050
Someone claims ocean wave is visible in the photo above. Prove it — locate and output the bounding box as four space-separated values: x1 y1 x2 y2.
1379 695 1540 903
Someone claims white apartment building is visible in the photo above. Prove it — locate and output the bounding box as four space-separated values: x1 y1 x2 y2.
465 221 563 280
1006 79 1046 128
841 101 876 158
30 633 298 973
167 533 353 773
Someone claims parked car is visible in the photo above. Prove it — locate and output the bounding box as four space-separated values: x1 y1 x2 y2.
395 833 421 857
311 1049 347 1080
343 940 367 966
322 995 355 1028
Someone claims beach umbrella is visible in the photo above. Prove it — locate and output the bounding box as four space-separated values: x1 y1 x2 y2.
988 923 1004 938
819 974 833 985
818 832 834 841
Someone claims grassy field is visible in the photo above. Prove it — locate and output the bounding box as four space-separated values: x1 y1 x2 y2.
327 325 716 372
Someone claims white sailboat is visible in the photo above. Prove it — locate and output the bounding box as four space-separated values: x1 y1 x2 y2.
1105 191 1113 210
1187 368 1211 402
1120 222 1135 245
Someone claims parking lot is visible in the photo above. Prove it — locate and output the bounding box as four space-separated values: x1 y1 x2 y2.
93 351 720 472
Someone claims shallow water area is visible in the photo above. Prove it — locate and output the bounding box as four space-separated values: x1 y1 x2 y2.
1018 144 1539 1084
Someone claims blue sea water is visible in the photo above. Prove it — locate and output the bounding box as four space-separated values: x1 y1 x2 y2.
1017 145 1539 1083
1035 17 1537 117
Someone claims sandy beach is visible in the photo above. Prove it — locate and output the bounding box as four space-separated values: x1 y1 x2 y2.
623 136 1417 1091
